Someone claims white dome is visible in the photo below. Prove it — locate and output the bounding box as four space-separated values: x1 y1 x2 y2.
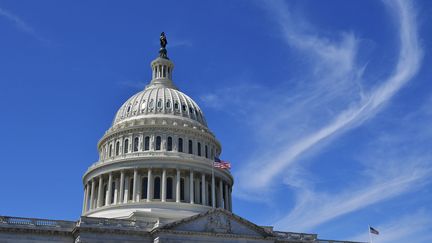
82 41 233 223
113 86 207 127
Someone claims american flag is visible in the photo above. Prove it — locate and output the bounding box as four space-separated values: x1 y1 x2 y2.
369 226 379 235
213 157 231 169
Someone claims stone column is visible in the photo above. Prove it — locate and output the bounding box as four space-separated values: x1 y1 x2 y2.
201 173 206 206
133 169 138 202
224 182 229 210
218 180 223 208
211 173 216 208
89 179 95 210
82 184 88 214
189 170 194 204
97 176 103 207
161 169 167 202
229 186 232 211
176 169 181 203
119 170 125 204
147 169 152 202
107 173 113 205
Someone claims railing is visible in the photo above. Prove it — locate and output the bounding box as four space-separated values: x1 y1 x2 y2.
90 151 216 169
79 216 155 230
273 231 317 241
0 216 74 230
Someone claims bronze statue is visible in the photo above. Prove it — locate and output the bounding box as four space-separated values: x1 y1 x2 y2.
159 32 168 59
160 32 167 48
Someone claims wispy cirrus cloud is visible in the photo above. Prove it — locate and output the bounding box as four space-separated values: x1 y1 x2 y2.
200 0 426 233
0 6 49 44
237 0 422 192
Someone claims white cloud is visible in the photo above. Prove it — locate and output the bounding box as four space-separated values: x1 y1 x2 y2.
236 0 422 195
0 6 49 44
199 0 427 233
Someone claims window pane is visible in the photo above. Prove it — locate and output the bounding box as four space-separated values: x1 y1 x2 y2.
188 140 193 154
178 138 183 152
133 137 139 152
156 136 161 151
124 139 129 154
154 177 161 199
141 177 148 199
144 137 150 151
167 137 172 151
198 143 201 156
167 177 173 199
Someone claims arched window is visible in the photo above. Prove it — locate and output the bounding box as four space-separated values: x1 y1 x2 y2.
182 104 186 112
178 138 183 152
166 100 171 108
156 136 161 151
167 177 173 199
205 145 208 158
198 142 201 156
180 178 185 201
144 136 150 151
124 139 129 154
133 137 139 152
141 177 148 199
174 102 179 110
167 137 172 151
154 177 161 199
109 144 113 157
115 141 120 156
188 140 193 154
129 178 134 201
157 99 162 108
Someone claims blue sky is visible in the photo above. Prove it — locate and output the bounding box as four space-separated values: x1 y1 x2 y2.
1 0 431 242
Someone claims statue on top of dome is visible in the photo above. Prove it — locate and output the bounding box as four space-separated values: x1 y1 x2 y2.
159 32 169 59
160 32 168 48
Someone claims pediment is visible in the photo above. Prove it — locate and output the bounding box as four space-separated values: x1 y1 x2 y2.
160 208 271 237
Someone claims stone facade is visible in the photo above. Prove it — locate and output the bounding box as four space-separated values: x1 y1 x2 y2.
0 209 363 243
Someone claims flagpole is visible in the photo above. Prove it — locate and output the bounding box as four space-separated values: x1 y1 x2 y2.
368 225 373 243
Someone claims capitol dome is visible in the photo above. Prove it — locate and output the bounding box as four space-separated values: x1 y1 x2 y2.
81 34 233 223
113 78 208 127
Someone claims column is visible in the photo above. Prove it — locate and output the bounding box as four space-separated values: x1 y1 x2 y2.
123 176 129 203
89 179 95 210
147 169 152 202
133 169 138 202
119 170 125 204
229 186 232 211
211 173 216 208
224 183 229 210
107 172 113 205
176 169 180 203
201 174 206 206
82 184 88 214
189 170 194 204
161 169 167 202
97 176 103 207
218 179 223 208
